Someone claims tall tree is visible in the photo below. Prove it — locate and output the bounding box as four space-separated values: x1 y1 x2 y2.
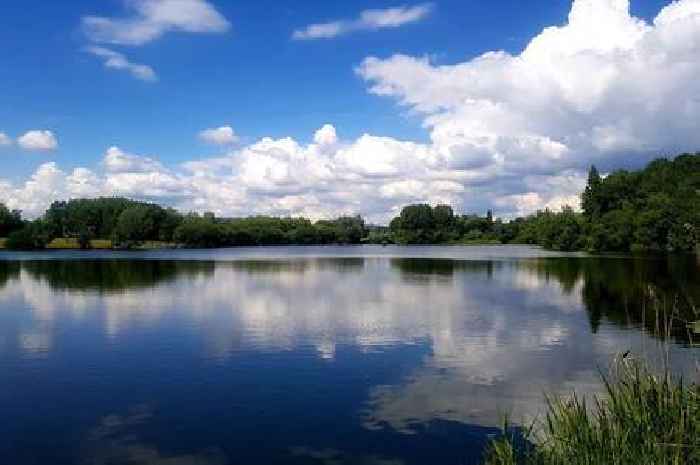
581 165 602 219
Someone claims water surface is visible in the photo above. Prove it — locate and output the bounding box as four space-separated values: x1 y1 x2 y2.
1 246 698 465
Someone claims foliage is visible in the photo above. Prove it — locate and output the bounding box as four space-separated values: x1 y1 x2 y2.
173 213 368 248
173 215 223 248
363 226 394 245
388 204 517 245
386 154 699 251
5 222 49 250
513 153 699 253
483 358 700 465
0 202 23 237
40 197 181 248
579 154 700 252
514 207 586 251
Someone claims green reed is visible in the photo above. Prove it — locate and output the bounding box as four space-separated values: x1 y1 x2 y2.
484 356 700 465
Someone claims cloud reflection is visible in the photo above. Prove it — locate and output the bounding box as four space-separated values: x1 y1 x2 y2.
0 253 697 432
85 406 227 465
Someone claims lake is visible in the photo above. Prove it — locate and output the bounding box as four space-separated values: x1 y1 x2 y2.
1 245 698 465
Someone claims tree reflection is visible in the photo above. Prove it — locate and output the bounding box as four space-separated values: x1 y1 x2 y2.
390 258 496 280
388 255 699 344
5 254 699 344
0 261 20 290
20 260 215 293
225 257 365 274
525 256 699 343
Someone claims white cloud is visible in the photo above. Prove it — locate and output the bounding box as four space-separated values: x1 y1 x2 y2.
66 167 103 198
358 0 700 180
0 132 12 146
102 146 166 173
99 147 190 200
82 0 230 46
5 0 700 222
292 4 433 40
313 124 338 146
198 126 238 145
0 162 68 215
17 130 58 151
0 125 580 222
86 46 157 82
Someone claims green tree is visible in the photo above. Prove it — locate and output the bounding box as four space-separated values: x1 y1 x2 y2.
392 204 435 243
114 205 157 245
581 165 602 219
0 203 23 237
173 216 222 248
6 221 49 250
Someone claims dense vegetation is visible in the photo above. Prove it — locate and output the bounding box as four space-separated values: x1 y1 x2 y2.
0 153 698 252
540 153 699 252
171 214 366 248
2 198 182 250
0 196 368 249
389 153 699 252
484 358 700 465
0 203 23 238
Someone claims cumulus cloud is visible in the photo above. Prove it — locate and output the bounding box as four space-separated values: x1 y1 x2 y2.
17 130 58 151
0 125 580 221
198 126 238 145
358 0 700 177
5 0 700 221
0 163 69 215
100 146 190 199
86 46 157 82
313 124 338 146
0 132 12 146
0 148 188 217
292 3 432 40
102 146 166 173
82 0 230 46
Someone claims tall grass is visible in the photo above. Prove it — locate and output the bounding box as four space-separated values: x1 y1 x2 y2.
484 356 700 465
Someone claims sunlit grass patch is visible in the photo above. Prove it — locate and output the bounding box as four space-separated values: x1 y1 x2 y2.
46 238 81 249
46 238 114 249
0 238 6 249
89 239 113 249
484 356 700 465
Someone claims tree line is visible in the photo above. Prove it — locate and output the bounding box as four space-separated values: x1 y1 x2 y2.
0 153 698 252
0 197 367 249
387 153 699 252
523 152 699 252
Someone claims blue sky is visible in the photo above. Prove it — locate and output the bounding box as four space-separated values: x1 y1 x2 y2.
0 0 696 221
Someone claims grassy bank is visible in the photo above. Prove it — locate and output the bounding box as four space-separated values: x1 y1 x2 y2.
46 238 114 249
39 238 175 250
0 237 177 251
484 357 700 465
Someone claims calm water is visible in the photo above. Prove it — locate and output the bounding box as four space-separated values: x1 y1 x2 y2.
1 246 698 465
